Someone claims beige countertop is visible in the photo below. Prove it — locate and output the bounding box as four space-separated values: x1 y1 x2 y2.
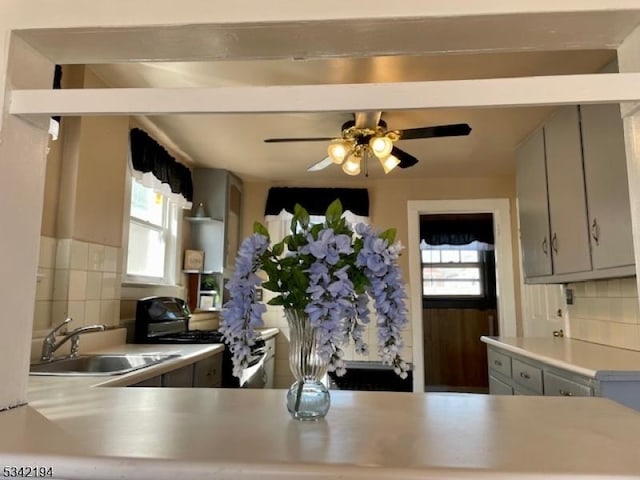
481 336 640 380
2 336 640 479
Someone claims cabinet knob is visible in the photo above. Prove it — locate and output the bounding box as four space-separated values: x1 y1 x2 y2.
559 389 573 397
542 237 548 255
519 372 530 380
494 359 503 367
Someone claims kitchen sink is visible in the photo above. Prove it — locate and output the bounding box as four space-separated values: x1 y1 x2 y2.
30 353 180 376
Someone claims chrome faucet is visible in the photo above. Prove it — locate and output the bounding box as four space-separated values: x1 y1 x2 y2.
41 317 106 362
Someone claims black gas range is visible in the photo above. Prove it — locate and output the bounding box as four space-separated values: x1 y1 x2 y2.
133 296 266 388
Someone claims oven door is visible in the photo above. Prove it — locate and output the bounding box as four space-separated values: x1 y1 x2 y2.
239 349 267 389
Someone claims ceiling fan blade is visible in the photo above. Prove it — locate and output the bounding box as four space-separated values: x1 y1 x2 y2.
307 156 333 172
397 123 472 140
392 146 419 169
264 137 334 143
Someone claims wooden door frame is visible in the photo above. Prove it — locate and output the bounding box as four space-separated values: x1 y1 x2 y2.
407 199 517 393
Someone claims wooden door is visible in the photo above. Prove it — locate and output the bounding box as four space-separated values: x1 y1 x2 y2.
423 308 497 392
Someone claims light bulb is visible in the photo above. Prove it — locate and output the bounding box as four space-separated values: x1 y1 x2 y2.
327 140 352 164
380 155 400 174
342 154 361 176
369 135 393 159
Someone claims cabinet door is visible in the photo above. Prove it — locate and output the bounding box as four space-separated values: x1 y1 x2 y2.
544 106 592 275
193 354 222 388
489 375 513 395
516 128 553 277
162 364 194 387
580 103 635 270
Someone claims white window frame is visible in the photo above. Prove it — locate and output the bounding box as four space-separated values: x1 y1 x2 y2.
421 248 484 298
123 175 180 286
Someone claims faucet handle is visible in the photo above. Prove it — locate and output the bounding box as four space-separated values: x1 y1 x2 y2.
50 317 73 336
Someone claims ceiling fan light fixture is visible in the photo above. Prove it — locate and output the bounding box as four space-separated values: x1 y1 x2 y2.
369 135 394 159
342 153 361 176
328 140 352 165
380 154 401 174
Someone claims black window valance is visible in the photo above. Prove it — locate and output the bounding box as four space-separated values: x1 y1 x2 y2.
265 187 369 216
129 128 193 203
420 213 494 246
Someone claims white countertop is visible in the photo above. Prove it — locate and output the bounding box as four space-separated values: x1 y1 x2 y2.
1 338 639 479
4 389 640 479
481 336 640 380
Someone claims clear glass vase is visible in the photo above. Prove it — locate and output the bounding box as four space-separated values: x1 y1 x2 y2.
284 308 331 421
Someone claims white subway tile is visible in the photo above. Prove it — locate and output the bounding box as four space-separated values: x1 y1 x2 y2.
68 270 87 301
100 300 117 327
33 301 52 331
69 240 89 270
609 298 624 322
67 301 86 326
53 269 69 301
608 323 640 351
55 239 71 269
84 301 101 326
35 268 54 301
607 279 622 298
51 301 68 327
101 272 117 300
620 277 638 297
104 246 118 273
584 281 598 298
621 297 640 324
570 282 585 297
88 243 105 271
592 298 610 321
86 272 103 300
595 280 609 297
38 236 57 269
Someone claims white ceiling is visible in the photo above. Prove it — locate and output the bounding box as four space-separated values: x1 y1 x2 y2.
88 49 615 181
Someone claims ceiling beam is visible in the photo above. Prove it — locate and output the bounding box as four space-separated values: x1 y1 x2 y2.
10 73 640 119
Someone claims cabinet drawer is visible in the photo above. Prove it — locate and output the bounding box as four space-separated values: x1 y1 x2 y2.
512 358 543 394
193 354 222 388
488 349 511 378
544 371 593 397
489 375 513 395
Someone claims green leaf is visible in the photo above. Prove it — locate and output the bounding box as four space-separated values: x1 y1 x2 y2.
325 199 343 225
272 242 285 257
267 296 285 306
253 222 270 238
380 228 397 245
262 280 281 292
294 204 310 231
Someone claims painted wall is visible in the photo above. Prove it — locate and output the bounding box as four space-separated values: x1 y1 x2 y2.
243 175 522 327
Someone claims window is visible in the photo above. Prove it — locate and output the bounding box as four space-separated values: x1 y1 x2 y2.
421 246 484 297
125 178 179 283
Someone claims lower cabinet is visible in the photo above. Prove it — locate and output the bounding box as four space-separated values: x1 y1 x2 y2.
487 346 595 398
130 353 222 388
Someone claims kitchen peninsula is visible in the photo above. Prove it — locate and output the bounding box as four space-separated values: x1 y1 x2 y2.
2 379 640 479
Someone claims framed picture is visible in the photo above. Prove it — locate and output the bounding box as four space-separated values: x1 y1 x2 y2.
184 249 205 271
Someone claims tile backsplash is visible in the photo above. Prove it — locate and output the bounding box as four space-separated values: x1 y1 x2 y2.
567 277 640 350
35 236 122 332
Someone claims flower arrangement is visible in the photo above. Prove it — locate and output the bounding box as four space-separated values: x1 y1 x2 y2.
220 199 410 380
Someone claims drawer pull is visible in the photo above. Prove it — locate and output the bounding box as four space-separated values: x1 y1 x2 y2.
494 360 503 367
519 372 531 380
559 389 573 397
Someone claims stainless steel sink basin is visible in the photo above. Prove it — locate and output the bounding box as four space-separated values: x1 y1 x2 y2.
30 353 180 376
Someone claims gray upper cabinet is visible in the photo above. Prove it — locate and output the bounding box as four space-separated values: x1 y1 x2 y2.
544 106 592 276
516 104 635 284
580 103 635 271
516 129 552 277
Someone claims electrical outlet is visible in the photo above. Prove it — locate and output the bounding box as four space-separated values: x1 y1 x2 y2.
565 288 574 305
255 288 263 301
